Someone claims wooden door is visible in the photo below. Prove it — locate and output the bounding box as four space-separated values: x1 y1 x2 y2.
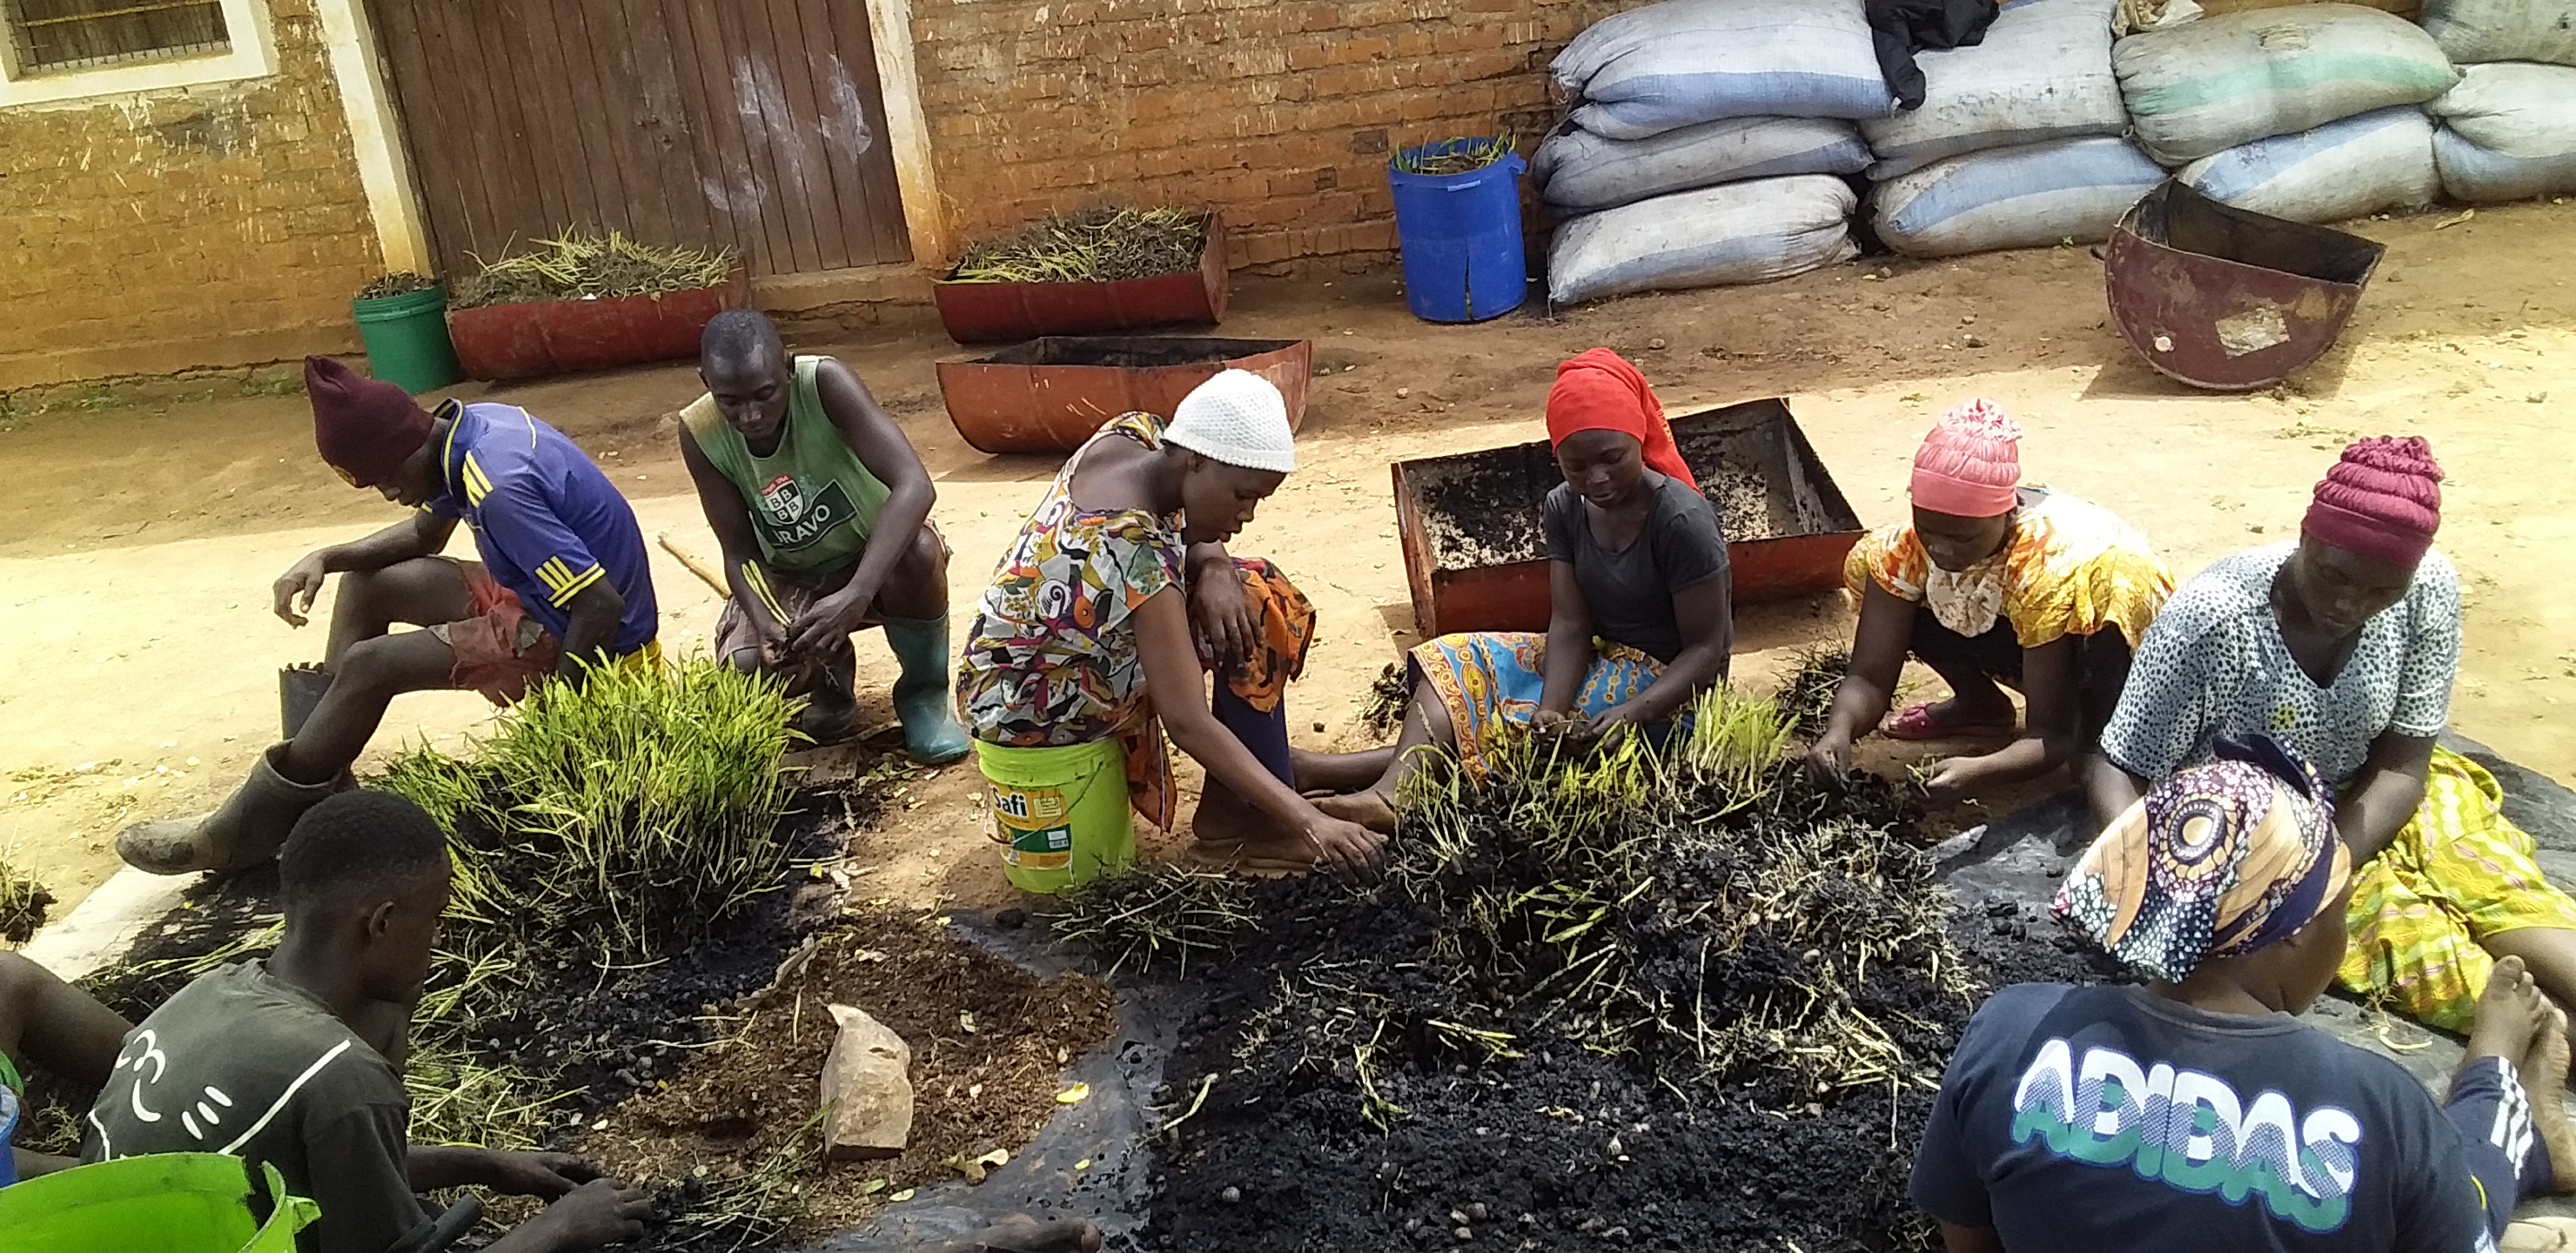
369 0 910 280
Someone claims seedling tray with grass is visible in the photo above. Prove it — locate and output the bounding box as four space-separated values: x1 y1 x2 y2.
446 232 746 380
1391 398 1865 638
935 211 1229 345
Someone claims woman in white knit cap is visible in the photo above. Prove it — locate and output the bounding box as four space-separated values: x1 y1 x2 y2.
956 372 1385 878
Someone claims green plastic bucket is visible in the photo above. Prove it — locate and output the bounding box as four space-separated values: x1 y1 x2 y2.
352 285 464 396
975 738 1133 894
0 1154 319 1252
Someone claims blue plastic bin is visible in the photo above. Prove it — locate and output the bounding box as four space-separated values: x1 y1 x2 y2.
1388 140 1529 323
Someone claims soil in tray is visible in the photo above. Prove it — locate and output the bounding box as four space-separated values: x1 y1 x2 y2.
577 908 1117 1249
1412 432 1823 573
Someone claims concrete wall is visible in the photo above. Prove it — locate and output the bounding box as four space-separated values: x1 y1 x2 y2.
0 0 379 391
905 0 1626 271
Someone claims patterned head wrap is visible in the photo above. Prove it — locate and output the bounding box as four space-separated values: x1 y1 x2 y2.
1909 399 2023 518
2052 734 2350 983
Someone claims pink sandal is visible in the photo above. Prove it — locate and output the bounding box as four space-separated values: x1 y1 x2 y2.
1881 701 2017 742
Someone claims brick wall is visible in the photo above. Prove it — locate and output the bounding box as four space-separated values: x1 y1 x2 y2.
0 0 379 391
907 0 1627 271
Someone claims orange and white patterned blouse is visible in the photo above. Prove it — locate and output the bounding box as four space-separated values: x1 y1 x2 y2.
1842 490 2174 649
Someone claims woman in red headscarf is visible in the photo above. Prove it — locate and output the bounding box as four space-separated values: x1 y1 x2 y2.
2089 436 2576 1035
1318 349 1734 833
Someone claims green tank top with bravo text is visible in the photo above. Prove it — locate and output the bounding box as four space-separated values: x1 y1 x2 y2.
681 355 891 575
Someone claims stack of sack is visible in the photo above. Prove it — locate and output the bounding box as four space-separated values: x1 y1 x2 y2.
1864 0 2163 258
2115 3 2459 223
1540 0 1890 305
2419 0 2576 203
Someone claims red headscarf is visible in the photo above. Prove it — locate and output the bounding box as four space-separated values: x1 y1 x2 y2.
2304 436 2443 569
306 355 432 487
1545 348 1694 484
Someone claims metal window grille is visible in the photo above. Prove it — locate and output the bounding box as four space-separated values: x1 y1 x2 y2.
3 0 229 74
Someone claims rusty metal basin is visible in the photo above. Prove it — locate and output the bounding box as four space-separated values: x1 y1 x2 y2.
936 337 1313 455
2105 180 2385 392
1391 398 1863 638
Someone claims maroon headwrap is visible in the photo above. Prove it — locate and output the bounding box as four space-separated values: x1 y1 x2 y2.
305 355 432 487
2304 436 2443 570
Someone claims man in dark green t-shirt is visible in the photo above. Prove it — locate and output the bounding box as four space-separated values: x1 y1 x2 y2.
678 310 968 762
83 792 650 1253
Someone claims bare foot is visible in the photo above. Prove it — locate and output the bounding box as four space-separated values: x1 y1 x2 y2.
939 1216 1103 1253
2524 999 2576 1193
1314 788 1398 835
2468 955 2550 1070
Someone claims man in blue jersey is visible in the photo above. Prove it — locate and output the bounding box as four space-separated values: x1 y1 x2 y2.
116 357 661 877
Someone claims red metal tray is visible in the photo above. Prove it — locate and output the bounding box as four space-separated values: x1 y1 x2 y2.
448 274 748 381
1391 399 1863 638
936 337 1311 455
931 214 1231 345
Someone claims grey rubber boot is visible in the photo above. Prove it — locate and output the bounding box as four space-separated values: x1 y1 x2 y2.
115 744 341 875
881 615 971 766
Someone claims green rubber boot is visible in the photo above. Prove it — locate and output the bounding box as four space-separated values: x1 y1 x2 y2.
115 744 340 875
881 615 971 766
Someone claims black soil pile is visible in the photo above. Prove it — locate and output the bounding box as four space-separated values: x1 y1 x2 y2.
17 790 857 1200
580 908 1118 1250
1083 708 2102 1253
1410 435 1815 575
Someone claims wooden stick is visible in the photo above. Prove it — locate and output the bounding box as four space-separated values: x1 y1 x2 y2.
655 532 732 600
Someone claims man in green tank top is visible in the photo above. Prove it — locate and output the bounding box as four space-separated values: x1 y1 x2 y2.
678 311 969 762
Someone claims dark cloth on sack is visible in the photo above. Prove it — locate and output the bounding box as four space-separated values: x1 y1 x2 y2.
1868 0 2001 111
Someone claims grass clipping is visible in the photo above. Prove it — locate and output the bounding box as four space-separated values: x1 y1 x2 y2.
0 850 52 945
452 231 734 309
949 206 1207 285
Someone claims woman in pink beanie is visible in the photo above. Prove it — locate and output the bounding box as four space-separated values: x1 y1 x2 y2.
1807 400 2172 804
2092 436 2576 1034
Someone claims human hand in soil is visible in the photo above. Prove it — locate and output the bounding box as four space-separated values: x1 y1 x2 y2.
936 1216 1103 1253
1577 701 1652 749
1805 733 1855 780
1191 565 1257 673
273 551 330 626
478 1150 603 1198
786 586 873 660
1300 811 1386 880
1919 757 1981 805
520 1178 649 1251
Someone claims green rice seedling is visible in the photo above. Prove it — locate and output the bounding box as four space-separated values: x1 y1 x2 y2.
950 206 1207 285
1677 684 1792 807
403 1035 575 1150
1053 864 1257 975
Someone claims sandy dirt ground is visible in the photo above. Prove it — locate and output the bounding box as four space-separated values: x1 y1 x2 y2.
5 200 2572 920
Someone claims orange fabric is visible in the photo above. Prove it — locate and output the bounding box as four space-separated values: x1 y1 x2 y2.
1116 557 1318 830
443 560 560 705
1544 348 1694 484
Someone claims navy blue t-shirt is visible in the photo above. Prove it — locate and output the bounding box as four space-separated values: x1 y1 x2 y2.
1912 983 2491 1253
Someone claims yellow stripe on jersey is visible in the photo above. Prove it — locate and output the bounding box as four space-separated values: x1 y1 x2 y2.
548 562 606 606
460 452 494 506
534 558 575 596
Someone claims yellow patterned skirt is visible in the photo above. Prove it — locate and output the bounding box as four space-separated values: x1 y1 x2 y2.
2337 747 2576 1033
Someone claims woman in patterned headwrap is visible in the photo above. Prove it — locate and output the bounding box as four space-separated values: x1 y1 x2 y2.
1806 399 2172 803
1913 734 2575 1253
1318 349 1735 833
2092 436 2576 1035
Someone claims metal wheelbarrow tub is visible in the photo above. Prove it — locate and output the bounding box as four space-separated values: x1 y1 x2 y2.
936 336 1313 455
2104 180 2385 392
1391 398 1864 639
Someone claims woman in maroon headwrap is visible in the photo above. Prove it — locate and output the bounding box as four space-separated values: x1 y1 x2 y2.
1318 349 1734 833
2090 436 2576 1033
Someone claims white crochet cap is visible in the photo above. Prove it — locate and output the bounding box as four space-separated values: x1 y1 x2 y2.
1166 370 1296 474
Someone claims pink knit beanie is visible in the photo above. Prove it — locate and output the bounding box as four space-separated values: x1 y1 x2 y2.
2304 436 2443 569
1909 399 2022 518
